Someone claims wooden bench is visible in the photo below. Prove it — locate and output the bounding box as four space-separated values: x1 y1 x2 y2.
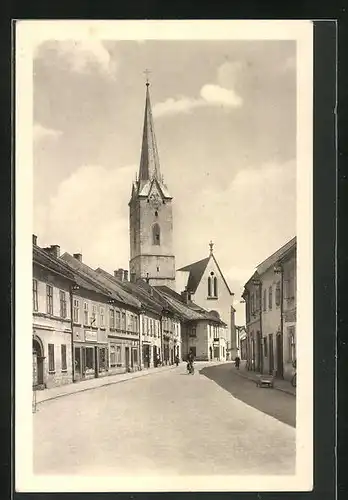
256 370 276 388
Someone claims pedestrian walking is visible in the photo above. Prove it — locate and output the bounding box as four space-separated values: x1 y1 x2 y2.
234 356 240 369
175 355 179 366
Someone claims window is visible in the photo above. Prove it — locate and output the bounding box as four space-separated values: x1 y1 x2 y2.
91 304 97 327
268 286 273 310
250 293 255 314
213 277 218 297
61 344 67 371
263 337 268 357
83 302 89 325
150 319 153 336
73 299 80 323
100 307 105 327
110 345 116 367
152 223 160 245
275 282 281 306
208 277 212 297
116 310 121 329
48 343 55 372
46 285 53 315
33 279 38 311
110 309 115 329
59 290 67 318
122 312 126 331
263 289 267 311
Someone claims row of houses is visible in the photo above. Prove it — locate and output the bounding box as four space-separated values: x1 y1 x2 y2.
241 237 297 382
33 235 228 390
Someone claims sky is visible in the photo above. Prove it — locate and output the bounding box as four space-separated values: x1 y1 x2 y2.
33 39 296 324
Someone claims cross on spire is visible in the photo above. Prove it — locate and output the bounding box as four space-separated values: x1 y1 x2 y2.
209 240 214 254
144 68 151 86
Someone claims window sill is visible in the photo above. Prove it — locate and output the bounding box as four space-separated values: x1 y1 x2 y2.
48 371 55 375
100 327 106 331
207 296 218 300
61 369 68 373
73 323 82 327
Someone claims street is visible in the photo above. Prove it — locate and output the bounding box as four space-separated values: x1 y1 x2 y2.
200 364 296 427
33 362 295 476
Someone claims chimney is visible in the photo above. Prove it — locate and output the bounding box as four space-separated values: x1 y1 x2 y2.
123 270 128 281
32 234 37 246
114 268 124 281
181 289 189 304
130 272 136 283
50 245 60 259
73 253 82 262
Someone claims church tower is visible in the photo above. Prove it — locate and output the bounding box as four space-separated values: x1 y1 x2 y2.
129 81 175 288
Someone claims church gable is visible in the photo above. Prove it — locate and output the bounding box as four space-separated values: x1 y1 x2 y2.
194 254 233 301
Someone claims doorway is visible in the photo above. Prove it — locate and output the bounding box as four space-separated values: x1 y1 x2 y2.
268 334 274 374
32 338 44 387
125 347 130 372
209 346 212 360
276 333 284 378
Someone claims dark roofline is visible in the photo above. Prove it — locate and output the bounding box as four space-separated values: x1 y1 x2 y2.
34 246 75 282
256 236 296 269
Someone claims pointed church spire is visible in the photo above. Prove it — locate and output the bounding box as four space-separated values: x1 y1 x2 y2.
138 77 161 182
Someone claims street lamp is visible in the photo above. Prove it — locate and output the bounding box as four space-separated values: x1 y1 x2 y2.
274 263 284 379
251 277 263 374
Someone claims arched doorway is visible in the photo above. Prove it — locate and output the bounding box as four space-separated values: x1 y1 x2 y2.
33 336 44 388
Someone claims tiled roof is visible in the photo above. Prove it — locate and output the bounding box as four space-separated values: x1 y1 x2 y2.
33 245 75 281
155 287 205 321
60 253 119 299
156 286 226 325
95 269 161 312
177 257 210 293
256 237 296 276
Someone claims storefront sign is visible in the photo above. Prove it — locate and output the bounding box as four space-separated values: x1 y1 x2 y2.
85 330 97 342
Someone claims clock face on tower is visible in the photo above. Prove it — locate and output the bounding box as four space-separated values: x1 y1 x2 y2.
149 192 161 210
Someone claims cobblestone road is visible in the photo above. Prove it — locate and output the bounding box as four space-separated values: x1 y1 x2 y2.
34 363 295 476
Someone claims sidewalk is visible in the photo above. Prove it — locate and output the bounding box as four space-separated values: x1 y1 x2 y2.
233 367 296 396
34 361 226 406
34 363 178 405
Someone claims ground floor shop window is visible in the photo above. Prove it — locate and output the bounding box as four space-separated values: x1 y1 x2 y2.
85 347 94 374
213 346 219 359
116 345 122 366
99 347 108 372
133 348 138 366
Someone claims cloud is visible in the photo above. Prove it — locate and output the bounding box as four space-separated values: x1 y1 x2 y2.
35 40 116 77
34 164 135 271
153 84 242 117
153 59 244 118
33 123 62 142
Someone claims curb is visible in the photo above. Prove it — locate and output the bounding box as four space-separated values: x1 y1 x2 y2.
232 369 296 397
35 364 178 406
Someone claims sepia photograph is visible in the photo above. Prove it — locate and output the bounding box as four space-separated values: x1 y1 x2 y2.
15 20 313 492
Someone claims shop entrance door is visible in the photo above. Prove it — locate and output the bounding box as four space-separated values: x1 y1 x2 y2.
94 346 99 378
125 347 130 371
